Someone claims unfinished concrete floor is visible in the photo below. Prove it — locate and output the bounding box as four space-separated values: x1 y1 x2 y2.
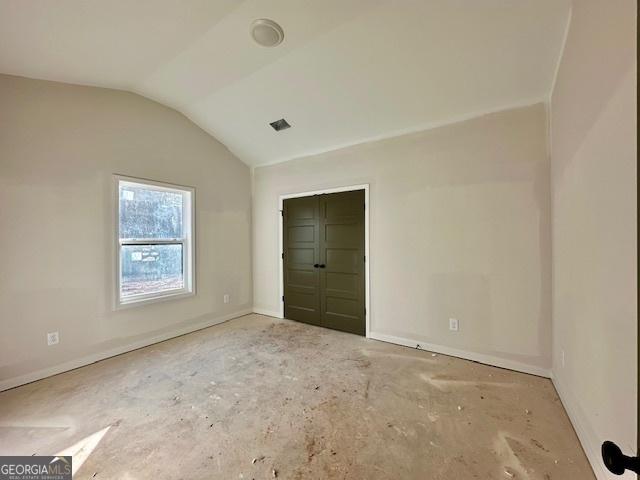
0 314 593 479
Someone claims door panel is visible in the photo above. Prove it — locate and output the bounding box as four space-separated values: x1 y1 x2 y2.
283 196 321 326
326 249 360 271
288 225 315 242
283 190 365 335
320 190 365 335
325 272 357 295
287 270 316 287
288 247 315 266
325 224 359 244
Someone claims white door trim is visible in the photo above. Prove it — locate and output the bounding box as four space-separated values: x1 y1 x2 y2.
278 184 370 338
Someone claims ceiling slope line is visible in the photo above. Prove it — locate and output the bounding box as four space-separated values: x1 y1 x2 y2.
548 5 573 104
252 96 550 169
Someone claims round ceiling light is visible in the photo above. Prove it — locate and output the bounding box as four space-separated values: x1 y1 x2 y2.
250 19 284 47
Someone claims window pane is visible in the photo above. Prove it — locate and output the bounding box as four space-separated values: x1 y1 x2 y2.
119 184 183 239
120 244 184 298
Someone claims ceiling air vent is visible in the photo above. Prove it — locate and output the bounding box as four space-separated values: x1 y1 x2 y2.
270 118 291 132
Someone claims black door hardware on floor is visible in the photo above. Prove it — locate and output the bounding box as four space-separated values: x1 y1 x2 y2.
601 441 639 475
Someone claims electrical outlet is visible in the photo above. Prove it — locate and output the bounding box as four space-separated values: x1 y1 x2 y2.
449 318 459 331
47 331 59 346
223 294 230 304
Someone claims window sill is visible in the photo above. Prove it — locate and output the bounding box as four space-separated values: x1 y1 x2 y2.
115 289 195 310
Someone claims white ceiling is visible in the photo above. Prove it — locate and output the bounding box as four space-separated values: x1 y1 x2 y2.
0 0 570 166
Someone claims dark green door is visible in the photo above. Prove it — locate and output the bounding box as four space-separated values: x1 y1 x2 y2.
282 195 322 326
283 190 365 335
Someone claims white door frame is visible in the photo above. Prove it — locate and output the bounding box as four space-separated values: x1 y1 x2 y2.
278 184 370 338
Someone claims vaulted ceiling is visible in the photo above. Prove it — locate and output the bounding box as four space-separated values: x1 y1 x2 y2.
0 0 570 166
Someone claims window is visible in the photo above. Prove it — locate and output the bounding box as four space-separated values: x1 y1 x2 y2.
115 176 194 307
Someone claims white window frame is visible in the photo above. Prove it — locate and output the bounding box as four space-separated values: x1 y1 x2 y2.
114 175 195 309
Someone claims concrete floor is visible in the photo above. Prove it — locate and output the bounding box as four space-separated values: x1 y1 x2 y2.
0 314 594 479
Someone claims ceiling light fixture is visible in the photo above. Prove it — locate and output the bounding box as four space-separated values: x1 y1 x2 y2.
251 19 284 47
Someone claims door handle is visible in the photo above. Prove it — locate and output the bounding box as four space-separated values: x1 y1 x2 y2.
313 264 319 268
319 264 326 268
602 441 640 475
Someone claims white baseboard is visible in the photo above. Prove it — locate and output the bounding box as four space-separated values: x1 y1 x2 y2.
368 331 551 378
551 373 612 480
252 308 283 319
0 308 253 392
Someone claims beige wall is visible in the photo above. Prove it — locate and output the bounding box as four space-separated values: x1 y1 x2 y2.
253 103 552 375
550 1 637 478
0 74 252 388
